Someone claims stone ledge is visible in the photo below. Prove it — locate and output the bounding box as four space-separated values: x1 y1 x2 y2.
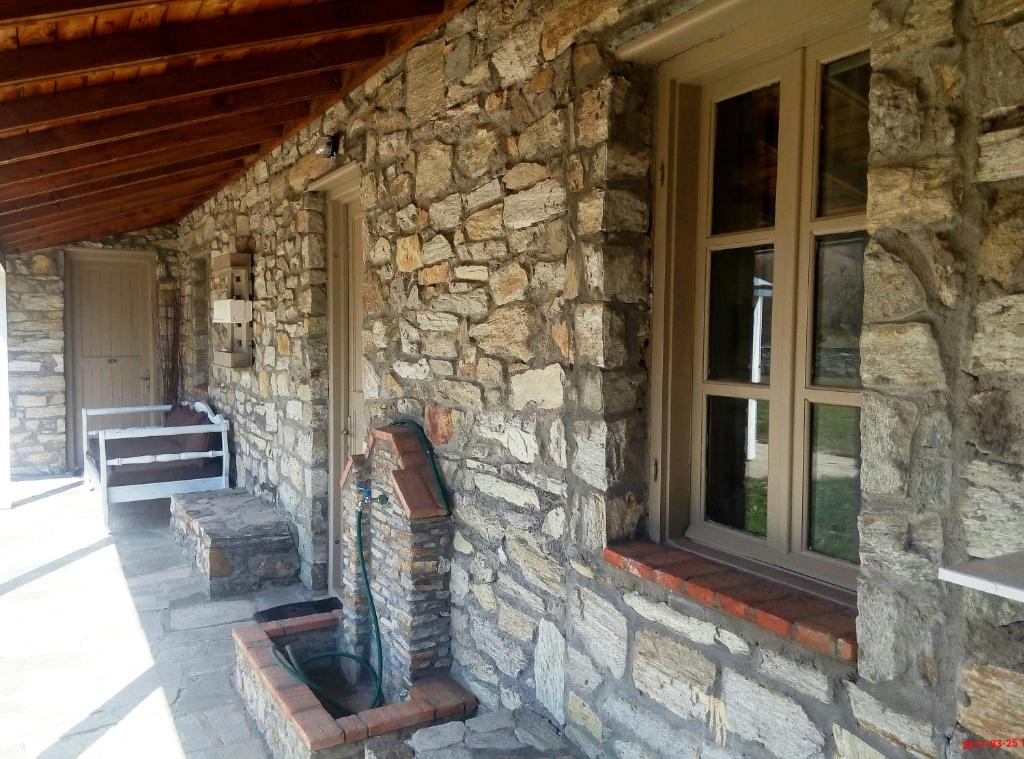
604 541 858 662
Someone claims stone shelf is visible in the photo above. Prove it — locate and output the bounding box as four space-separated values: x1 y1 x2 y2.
938 551 1024 604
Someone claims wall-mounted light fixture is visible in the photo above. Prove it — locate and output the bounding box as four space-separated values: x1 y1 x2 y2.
315 133 341 158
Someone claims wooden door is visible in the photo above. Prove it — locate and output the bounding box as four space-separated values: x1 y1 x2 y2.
322 164 364 597
67 250 157 469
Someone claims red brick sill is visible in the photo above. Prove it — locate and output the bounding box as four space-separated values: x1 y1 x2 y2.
604 540 858 662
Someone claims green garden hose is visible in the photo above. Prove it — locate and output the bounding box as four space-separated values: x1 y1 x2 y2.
391 418 452 516
271 418 447 712
272 507 384 711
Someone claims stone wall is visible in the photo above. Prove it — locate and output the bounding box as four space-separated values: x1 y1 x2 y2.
5 227 180 475
163 0 1024 757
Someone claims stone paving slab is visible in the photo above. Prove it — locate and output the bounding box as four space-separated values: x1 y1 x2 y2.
403 708 582 758
0 478 306 758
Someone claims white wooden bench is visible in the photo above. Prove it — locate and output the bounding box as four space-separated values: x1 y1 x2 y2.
82 401 230 524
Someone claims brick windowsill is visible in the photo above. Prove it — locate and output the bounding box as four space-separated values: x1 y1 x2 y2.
604 540 857 662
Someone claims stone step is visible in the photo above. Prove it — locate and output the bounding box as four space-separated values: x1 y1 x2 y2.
171 488 299 599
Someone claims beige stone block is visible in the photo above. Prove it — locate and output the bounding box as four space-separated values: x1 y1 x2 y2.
464 204 504 241
867 163 957 231
978 127 1024 183
503 162 549 191
864 243 927 322
489 262 528 305
861 323 946 391
396 235 422 272
970 295 1024 376
417 261 450 286
406 39 445 126
959 664 1024 758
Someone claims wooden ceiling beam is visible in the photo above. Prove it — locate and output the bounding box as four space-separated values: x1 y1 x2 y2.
0 36 385 136
3 193 209 244
0 71 346 165
3 203 198 254
0 170 238 228
0 0 440 88
0 102 309 186
0 154 250 217
0 1 161 26
0 131 277 204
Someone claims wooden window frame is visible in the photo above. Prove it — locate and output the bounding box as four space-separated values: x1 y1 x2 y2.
649 21 868 591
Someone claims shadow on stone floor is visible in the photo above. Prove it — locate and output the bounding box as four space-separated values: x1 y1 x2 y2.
0 476 310 758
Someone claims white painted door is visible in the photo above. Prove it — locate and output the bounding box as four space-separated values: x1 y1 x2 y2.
67 250 157 469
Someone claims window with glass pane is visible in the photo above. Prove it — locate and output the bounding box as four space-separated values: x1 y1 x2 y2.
676 35 869 588
812 233 865 388
817 51 870 217
712 85 780 234
705 396 769 537
807 404 861 562
708 245 774 384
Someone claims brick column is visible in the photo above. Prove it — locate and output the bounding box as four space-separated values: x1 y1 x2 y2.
338 425 452 701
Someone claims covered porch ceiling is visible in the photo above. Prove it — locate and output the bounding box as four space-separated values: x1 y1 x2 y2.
0 0 470 257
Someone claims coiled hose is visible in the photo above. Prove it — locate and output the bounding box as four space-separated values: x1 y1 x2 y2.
273 507 384 712
271 418 445 712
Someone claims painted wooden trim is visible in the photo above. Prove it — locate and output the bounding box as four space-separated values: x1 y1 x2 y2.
939 552 1024 605
307 160 361 193
617 0 869 71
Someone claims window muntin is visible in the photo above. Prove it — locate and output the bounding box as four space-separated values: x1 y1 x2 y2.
682 37 868 589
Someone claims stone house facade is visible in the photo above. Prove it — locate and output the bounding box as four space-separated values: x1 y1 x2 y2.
5 0 1024 757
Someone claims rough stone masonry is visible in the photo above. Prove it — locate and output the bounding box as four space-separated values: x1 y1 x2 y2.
6 0 1024 757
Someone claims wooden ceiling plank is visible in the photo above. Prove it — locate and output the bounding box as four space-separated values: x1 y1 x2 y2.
0 130 278 203
0 35 384 134
0 102 307 185
4 193 207 242
0 174 234 232
0 154 249 217
0 0 440 87
0 70 344 164
0 2 150 27
4 203 197 252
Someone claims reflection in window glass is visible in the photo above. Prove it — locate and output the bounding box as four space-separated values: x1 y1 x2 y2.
817 51 870 217
708 245 774 384
812 233 865 388
706 396 769 537
807 404 861 563
712 84 780 234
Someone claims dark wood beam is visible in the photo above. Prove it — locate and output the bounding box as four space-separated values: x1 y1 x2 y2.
0 71 345 165
0 153 250 218
0 131 278 204
0 1 159 26
0 171 237 229
4 203 198 253
3 194 208 247
0 102 308 186
0 0 440 87
0 36 385 136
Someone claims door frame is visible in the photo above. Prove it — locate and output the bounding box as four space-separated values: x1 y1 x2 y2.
311 162 363 599
65 247 159 471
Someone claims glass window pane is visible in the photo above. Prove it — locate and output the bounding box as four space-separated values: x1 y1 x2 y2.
807 404 861 563
812 233 865 388
817 51 870 217
712 84 780 234
708 245 773 384
706 396 769 537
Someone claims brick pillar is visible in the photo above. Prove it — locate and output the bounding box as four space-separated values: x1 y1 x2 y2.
339 425 452 701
